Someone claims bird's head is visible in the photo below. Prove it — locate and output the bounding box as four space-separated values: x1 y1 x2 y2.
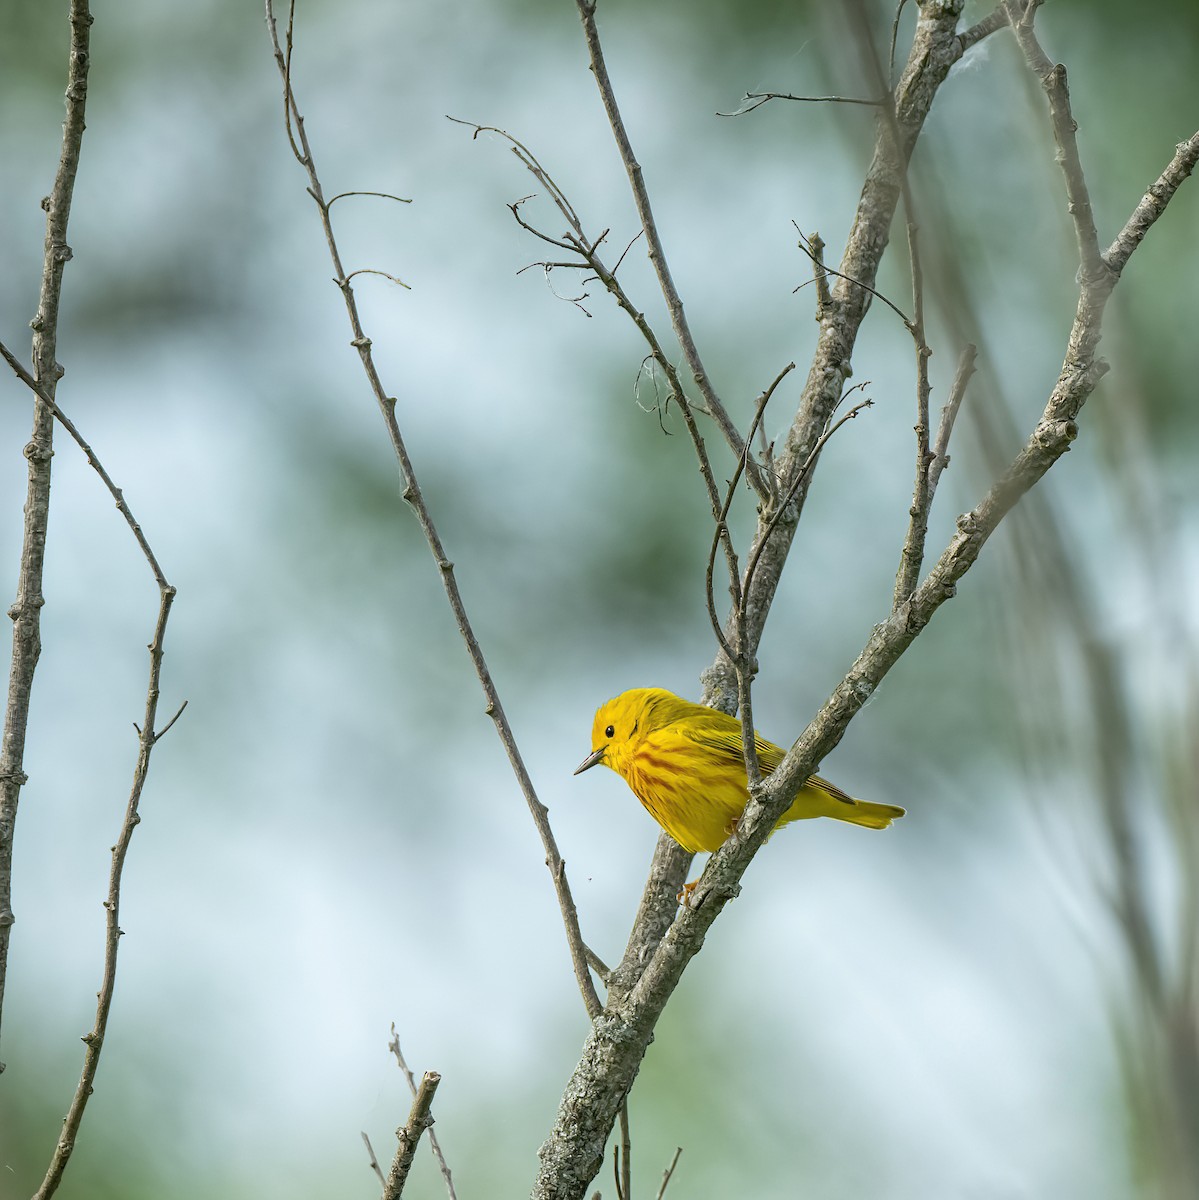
574 688 677 780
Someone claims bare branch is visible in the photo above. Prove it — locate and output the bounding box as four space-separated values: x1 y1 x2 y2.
383 1071 441 1200
0 16 182 1191
1005 1 1104 284
265 1 603 1020
611 0 974 1065
1105 131 1199 274
388 1027 457 1200
604 836 693 1006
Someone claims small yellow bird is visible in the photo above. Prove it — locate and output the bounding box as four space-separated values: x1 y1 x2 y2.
575 687 904 853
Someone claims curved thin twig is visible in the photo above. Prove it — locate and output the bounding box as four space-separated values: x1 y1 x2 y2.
327 190 413 207
344 267 411 290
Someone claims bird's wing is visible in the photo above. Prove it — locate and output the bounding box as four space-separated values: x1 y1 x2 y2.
675 717 785 775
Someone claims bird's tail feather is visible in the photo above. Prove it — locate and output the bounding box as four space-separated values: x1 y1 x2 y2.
799 775 906 829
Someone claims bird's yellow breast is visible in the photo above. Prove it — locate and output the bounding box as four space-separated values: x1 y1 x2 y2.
622 727 751 853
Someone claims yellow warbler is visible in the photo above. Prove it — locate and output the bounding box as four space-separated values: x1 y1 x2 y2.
574 687 904 853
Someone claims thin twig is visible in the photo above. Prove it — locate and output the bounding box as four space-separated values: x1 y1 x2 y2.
266 1 603 1021
383 1071 441 1200
389 1027 457 1200
925 343 977 506
703 363 795 664
717 91 883 117
35 581 181 1200
362 1132 387 1187
572 0 766 500
0 0 94 1063
0 342 169 589
888 0 911 81
615 1102 631 1200
655 1147 683 1200
739 393 874 625
446 119 585 238
793 224 914 329
344 267 411 290
327 190 412 208
1005 1 1105 285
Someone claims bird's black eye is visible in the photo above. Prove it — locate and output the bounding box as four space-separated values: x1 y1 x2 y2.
604 724 615 739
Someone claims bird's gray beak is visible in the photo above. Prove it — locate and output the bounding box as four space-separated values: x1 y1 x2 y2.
573 746 606 775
